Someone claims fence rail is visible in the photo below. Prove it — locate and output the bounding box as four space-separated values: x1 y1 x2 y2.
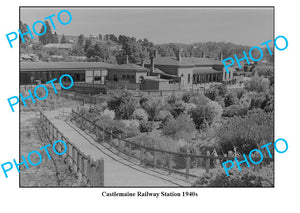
70 110 273 180
39 111 104 186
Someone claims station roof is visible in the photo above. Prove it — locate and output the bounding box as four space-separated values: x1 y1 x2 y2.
193 67 223 75
144 56 223 67
144 57 193 67
108 63 148 72
181 57 223 66
20 62 113 72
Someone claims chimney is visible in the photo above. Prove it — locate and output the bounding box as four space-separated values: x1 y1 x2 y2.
150 56 154 76
125 55 129 64
141 59 144 67
176 49 182 62
219 52 223 61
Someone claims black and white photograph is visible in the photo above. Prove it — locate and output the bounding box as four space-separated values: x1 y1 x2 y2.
19 7 274 187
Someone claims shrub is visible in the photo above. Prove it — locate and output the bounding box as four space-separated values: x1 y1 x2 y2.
224 93 238 107
190 93 210 106
245 75 270 93
139 120 153 133
162 113 196 140
156 110 172 122
217 110 274 154
205 84 227 100
107 90 136 119
118 100 137 120
139 96 149 106
182 91 193 103
101 109 115 120
120 119 140 129
133 108 148 121
182 102 197 114
193 165 274 187
222 105 248 117
206 101 223 122
215 95 225 108
167 100 186 118
190 105 215 130
143 100 163 121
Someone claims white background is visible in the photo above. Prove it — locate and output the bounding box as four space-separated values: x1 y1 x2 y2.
0 0 299 212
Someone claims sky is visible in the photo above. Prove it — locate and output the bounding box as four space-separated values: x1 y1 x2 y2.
20 7 273 46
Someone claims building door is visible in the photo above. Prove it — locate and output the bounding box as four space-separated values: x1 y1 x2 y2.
113 74 118 81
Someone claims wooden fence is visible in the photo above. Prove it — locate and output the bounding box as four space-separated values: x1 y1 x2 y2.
39 111 104 186
70 110 273 180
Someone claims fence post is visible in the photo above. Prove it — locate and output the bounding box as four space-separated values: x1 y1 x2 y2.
95 159 104 186
77 151 81 172
87 155 91 183
186 154 190 180
205 150 210 173
140 141 144 165
153 145 157 169
167 153 171 175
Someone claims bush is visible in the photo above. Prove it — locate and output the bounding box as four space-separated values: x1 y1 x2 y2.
245 75 270 93
118 100 137 120
206 101 223 122
162 113 196 140
143 100 163 121
107 90 136 119
133 108 148 121
224 93 238 107
215 95 225 108
193 165 274 187
205 84 227 100
167 100 186 118
101 109 115 120
120 119 140 129
217 110 274 154
190 105 215 130
139 120 153 133
182 91 194 103
156 110 172 122
190 93 210 106
222 105 248 117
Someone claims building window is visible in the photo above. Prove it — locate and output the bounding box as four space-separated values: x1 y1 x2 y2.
188 74 191 83
122 74 126 79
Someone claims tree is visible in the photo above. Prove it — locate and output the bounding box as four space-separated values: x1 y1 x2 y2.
190 105 216 130
107 90 136 119
84 38 93 52
38 21 53 45
60 34 67 44
52 32 59 43
19 21 30 43
77 34 85 46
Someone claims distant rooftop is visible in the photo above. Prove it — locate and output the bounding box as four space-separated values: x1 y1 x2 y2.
20 61 113 72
